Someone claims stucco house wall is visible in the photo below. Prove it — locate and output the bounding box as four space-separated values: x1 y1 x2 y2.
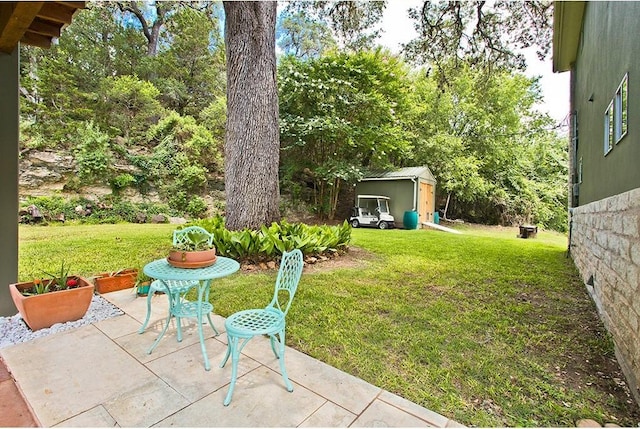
555 1 640 404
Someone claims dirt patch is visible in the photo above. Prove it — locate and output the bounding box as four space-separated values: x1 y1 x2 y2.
302 245 378 274
240 245 377 274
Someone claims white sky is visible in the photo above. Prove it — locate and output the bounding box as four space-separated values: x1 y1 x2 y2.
378 2 571 126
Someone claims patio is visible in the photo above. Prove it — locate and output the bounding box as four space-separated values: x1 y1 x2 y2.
1 289 464 427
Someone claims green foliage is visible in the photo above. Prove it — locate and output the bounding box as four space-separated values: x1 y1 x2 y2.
147 111 223 175
154 6 225 117
404 2 552 73
173 230 214 251
23 261 77 295
198 97 227 142
406 64 568 230
188 216 351 262
73 121 114 183
110 174 136 192
176 165 208 193
19 195 173 224
279 49 412 219
17 2 567 233
41 261 71 291
97 75 164 142
276 10 337 59
283 2 385 51
19 119 50 150
185 196 209 219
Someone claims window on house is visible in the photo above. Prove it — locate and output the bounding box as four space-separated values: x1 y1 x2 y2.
604 101 614 155
614 73 628 143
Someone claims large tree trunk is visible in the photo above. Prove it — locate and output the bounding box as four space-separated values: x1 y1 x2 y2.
223 1 280 230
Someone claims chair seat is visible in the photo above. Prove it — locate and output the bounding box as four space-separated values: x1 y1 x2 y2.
225 308 284 337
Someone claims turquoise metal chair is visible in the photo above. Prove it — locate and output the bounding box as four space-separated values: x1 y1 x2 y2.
138 226 216 336
220 249 304 406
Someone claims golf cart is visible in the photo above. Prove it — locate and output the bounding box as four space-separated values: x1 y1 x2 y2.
349 195 395 229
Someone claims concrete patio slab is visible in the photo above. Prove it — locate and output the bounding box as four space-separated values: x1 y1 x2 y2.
1 324 158 427
157 366 326 427
53 405 117 427
145 338 258 403
0 289 464 428
298 401 357 427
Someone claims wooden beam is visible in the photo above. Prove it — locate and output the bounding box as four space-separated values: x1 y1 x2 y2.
56 2 86 9
37 2 75 25
21 30 51 49
26 18 61 38
0 2 44 54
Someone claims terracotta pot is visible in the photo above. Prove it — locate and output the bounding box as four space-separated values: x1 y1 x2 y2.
9 277 94 331
94 269 138 294
168 249 216 266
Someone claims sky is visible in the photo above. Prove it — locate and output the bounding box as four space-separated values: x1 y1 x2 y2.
378 2 571 126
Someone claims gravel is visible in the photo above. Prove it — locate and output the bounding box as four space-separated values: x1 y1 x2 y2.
0 294 124 349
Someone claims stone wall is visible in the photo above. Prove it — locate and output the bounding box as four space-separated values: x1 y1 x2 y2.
570 187 640 404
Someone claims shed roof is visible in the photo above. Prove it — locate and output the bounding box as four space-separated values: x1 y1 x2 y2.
362 166 436 182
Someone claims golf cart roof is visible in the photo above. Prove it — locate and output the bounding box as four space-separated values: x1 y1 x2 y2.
356 195 390 200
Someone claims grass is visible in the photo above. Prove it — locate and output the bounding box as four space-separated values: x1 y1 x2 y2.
17 222 640 426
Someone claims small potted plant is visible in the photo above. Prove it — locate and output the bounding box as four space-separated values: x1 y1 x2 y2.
168 229 216 268
133 271 152 297
94 268 138 294
8 262 94 331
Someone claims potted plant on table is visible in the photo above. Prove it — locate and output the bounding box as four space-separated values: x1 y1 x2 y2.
8 262 94 331
168 229 217 268
94 268 138 294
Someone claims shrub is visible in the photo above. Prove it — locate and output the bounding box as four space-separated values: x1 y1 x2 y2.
185 196 208 219
19 196 176 224
110 174 136 193
187 215 351 262
73 121 113 183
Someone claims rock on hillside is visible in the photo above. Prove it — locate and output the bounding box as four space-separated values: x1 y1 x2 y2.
18 149 162 203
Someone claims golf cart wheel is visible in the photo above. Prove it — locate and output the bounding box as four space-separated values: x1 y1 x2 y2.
378 221 388 230
350 219 360 228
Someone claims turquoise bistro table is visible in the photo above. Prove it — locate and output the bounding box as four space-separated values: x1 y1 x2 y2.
143 256 240 370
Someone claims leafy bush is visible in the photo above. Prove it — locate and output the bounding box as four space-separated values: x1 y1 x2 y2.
110 173 136 192
187 215 351 262
176 164 207 193
97 75 164 142
73 121 114 183
185 196 208 219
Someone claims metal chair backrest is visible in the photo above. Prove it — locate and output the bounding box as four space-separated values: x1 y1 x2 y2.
173 226 213 248
267 249 303 316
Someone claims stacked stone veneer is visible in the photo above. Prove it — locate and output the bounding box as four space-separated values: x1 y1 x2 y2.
570 187 640 404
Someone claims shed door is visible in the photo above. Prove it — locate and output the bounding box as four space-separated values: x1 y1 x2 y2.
419 182 433 223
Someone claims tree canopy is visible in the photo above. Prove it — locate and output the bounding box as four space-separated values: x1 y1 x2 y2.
18 0 567 230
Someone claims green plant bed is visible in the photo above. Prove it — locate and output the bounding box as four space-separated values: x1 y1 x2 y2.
187 215 351 263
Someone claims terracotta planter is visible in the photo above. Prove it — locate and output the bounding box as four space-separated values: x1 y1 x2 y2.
9 277 94 331
94 269 138 294
168 249 217 268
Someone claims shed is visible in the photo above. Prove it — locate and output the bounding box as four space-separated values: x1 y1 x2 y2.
355 166 437 227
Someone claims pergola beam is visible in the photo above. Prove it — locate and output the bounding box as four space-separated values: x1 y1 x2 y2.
27 18 62 38
0 2 44 54
37 2 76 25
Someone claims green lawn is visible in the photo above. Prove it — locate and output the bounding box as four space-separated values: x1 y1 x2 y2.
17 223 639 426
